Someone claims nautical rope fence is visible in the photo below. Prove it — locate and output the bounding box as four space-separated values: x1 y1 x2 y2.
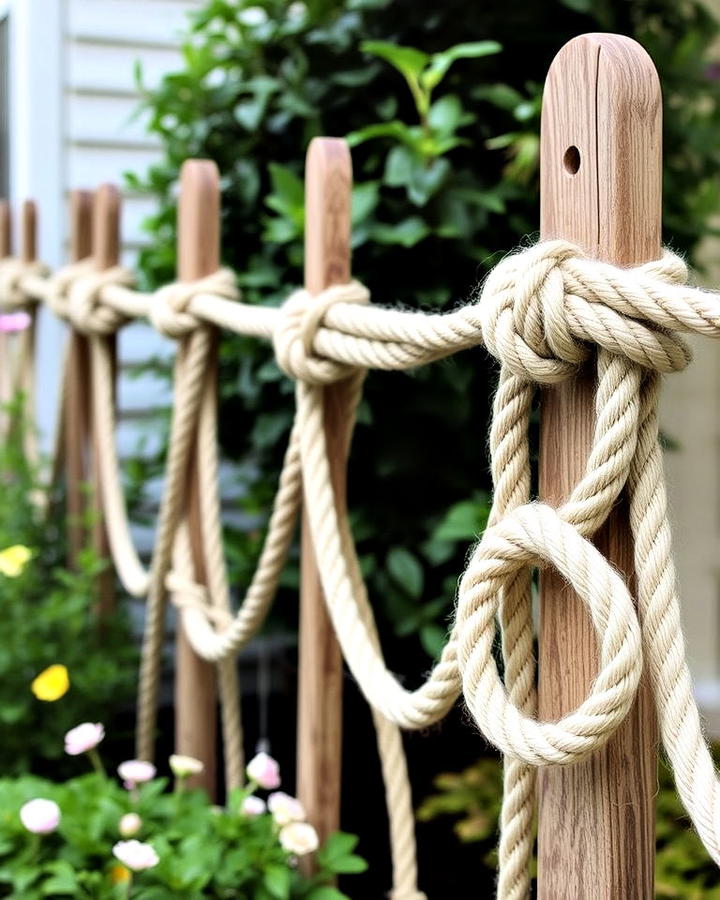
4 29 720 900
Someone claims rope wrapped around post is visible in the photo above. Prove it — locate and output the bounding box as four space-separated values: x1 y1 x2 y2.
8 209 720 896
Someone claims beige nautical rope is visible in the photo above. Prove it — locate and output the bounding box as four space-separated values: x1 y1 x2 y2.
9 240 720 898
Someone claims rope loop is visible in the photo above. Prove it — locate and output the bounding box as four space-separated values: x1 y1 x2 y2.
45 259 95 320
149 268 239 339
0 258 49 310
456 502 642 764
479 240 693 381
68 266 135 335
274 280 370 384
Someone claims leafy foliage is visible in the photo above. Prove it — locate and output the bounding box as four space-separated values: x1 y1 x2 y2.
0 772 365 899
0 397 136 775
418 750 720 894
127 0 720 656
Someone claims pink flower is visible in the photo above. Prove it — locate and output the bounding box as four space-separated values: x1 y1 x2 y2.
117 760 156 789
119 813 142 837
246 751 280 789
241 795 266 816
0 312 31 333
64 722 105 756
279 821 319 856
268 791 305 825
112 840 159 871
20 798 61 834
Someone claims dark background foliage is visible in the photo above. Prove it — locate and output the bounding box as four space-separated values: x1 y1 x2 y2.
126 0 720 892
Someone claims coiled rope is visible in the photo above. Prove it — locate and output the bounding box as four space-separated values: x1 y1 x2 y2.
5 239 720 897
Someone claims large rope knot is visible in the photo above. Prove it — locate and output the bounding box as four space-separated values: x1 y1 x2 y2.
274 280 370 384
479 240 693 382
149 268 239 339
45 259 95 320
68 266 135 335
0 258 49 311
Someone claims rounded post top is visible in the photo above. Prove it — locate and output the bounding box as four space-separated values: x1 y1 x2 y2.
541 31 662 264
92 184 121 270
304 138 353 294
178 159 221 281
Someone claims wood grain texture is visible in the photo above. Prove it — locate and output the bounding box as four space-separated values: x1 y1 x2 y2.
174 159 219 797
20 201 37 264
0 201 11 412
296 137 352 853
65 191 94 567
537 34 660 899
90 185 120 617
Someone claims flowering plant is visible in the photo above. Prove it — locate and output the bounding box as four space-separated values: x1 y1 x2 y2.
0 733 365 899
0 395 136 774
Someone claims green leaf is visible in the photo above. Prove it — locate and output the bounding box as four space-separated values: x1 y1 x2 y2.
360 41 429 81
305 888 349 900
351 182 380 225
432 498 489 542
346 121 417 148
370 217 430 247
263 864 291 899
427 95 474 137
386 547 424 598
422 41 502 91
420 623 447 659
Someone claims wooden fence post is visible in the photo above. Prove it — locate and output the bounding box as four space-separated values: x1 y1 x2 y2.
0 201 12 411
89 184 120 617
18 201 38 456
296 137 351 849
65 190 93 566
537 34 660 899
174 159 219 796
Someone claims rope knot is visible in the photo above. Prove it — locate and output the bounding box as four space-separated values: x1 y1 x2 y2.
0 258 49 310
149 268 239 339
274 280 370 384
479 240 693 381
68 266 135 335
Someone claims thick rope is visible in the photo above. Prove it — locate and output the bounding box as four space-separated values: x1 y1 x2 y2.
9 241 720 898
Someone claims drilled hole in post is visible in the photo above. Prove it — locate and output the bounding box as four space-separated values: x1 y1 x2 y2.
563 145 581 175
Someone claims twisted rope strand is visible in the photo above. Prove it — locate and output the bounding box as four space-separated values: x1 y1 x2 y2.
11 241 720 899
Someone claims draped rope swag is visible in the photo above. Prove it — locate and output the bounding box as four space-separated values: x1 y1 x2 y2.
5 40 720 900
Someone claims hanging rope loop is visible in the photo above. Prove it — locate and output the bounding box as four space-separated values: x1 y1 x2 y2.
149 268 239 339
479 240 692 381
68 266 135 334
456 502 642 764
274 280 369 383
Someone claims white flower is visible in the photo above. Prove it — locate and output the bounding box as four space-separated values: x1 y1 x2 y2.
287 2 306 20
113 840 159 872
64 722 105 756
169 754 204 778
279 821 319 856
119 813 142 837
241 795 266 816
268 791 305 826
239 5 268 26
117 760 156 789
246 751 281 789
20 798 60 834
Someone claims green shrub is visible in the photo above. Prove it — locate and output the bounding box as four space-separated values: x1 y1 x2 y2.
0 766 365 899
0 397 136 775
127 0 720 655
417 751 720 894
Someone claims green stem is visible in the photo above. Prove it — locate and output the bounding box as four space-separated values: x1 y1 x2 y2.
125 873 133 899
87 747 106 777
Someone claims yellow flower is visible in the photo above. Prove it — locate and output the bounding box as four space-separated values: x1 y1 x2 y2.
31 664 70 701
110 864 131 884
0 544 31 577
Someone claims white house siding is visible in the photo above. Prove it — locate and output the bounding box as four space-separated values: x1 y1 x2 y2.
63 0 204 550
